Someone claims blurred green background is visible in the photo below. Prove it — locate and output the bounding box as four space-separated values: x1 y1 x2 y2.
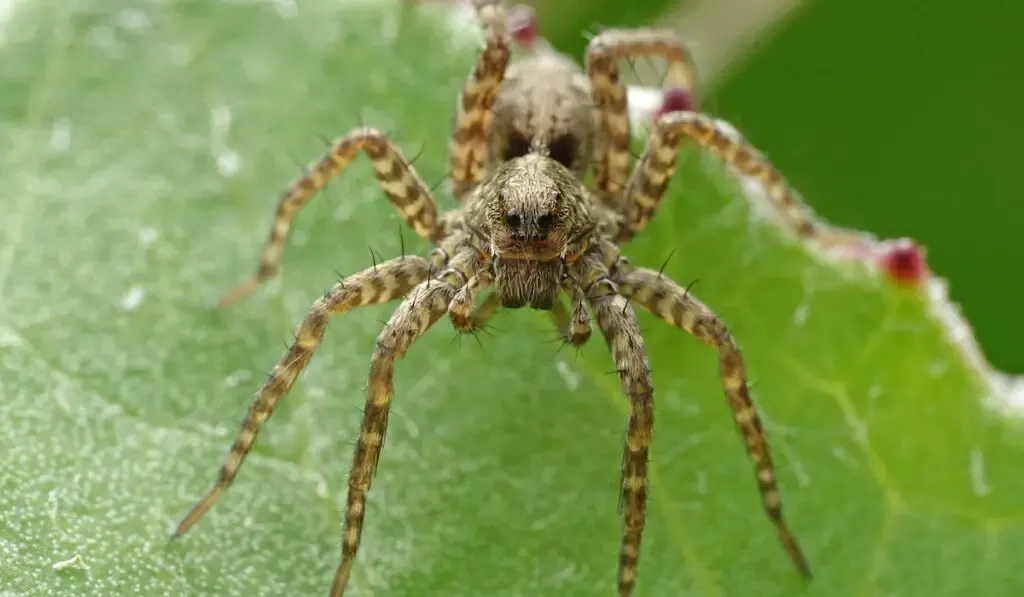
523 0 1023 373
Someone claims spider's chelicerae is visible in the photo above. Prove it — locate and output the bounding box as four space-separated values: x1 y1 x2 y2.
173 1 817 594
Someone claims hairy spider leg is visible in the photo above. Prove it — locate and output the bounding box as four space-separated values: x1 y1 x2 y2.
552 280 592 347
570 251 656 597
448 269 495 330
447 0 512 203
585 29 698 201
331 248 482 596
612 263 812 579
172 256 432 538
618 111 819 243
217 128 444 308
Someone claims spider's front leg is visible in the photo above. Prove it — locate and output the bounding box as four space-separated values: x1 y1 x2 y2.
585 29 698 200
331 248 481 597
448 268 494 331
447 0 512 203
565 249 654 595
551 281 592 347
581 268 655 597
617 111 819 243
172 255 433 538
612 262 812 579
217 128 445 308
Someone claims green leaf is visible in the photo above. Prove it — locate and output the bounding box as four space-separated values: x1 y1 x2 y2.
2 1 1022 596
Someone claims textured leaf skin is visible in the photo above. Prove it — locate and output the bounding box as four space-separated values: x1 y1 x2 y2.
1 2 1022 596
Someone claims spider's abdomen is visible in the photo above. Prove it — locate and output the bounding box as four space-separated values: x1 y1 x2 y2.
493 259 562 310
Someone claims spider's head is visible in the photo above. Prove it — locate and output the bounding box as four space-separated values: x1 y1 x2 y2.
479 153 591 261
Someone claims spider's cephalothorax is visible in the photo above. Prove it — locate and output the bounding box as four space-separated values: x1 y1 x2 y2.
467 153 594 309
173 2 820 595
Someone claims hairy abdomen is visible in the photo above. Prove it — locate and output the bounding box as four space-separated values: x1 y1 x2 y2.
493 259 562 310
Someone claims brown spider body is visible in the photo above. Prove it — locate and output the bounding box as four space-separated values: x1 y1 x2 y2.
459 48 607 312
485 53 594 177
463 154 596 309
173 1 819 595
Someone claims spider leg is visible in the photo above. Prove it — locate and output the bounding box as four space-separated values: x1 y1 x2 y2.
585 29 698 201
217 128 445 308
447 0 512 203
568 284 593 346
617 111 818 244
469 291 501 330
331 253 478 597
585 274 655 597
612 264 812 579
552 282 592 347
551 295 571 336
172 255 432 539
449 269 494 331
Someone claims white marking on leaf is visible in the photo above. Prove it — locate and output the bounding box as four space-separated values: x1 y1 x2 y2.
85 26 118 52
314 476 330 499
969 447 992 497
115 9 149 31
0 326 24 348
788 453 812 487
137 227 159 246
49 119 71 154
210 104 242 178
194 422 230 438
117 286 146 311
555 361 579 391
927 360 949 377
52 554 88 571
0 0 25 46
831 446 859 469
223 369 252 389
792 303 808 327
216 150 242 177
444 0 479 49
47 489 59 523
272 0 297 19
848 414 869 446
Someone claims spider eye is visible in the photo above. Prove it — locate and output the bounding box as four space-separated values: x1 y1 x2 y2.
505 211 522 228
504 131 530 160
536 211 555 233
548 134 577 168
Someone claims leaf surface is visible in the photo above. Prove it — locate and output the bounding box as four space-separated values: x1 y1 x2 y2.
1 1 1021 596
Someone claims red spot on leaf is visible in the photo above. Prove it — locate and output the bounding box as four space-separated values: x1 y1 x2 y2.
879 238 927 286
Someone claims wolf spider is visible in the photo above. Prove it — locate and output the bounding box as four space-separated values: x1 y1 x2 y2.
172 1 815 594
